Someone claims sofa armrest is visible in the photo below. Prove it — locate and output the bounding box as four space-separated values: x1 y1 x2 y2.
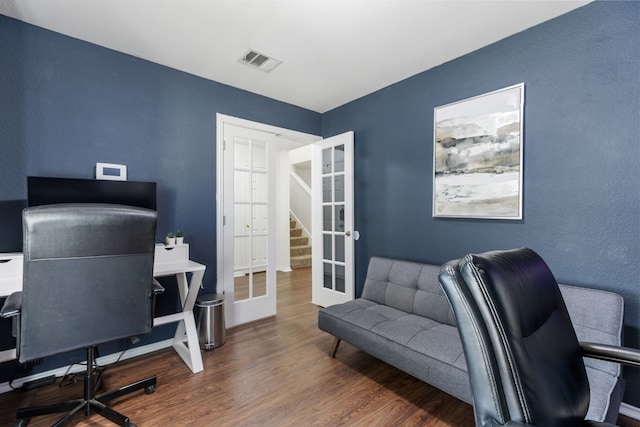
0 291 22 318
581 341 640 368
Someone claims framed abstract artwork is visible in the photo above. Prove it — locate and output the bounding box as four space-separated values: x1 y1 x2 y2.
433 83 524 219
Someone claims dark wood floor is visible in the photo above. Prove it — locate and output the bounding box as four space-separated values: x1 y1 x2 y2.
0 267 474 426
0 268 636 426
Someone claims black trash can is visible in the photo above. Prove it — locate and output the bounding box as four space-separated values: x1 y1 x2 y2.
196 294 226 351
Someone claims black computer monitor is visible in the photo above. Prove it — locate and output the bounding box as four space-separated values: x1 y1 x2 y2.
27 176 157 210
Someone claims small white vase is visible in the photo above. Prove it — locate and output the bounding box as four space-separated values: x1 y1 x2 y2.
166 237 176 246
175 237 184 245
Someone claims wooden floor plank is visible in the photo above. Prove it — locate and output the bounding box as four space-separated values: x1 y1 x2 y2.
0 268 471 425
7 267 635 426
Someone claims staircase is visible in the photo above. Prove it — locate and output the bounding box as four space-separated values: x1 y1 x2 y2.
290 219 311 269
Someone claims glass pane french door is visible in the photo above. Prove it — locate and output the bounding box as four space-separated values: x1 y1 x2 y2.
321 144 346 293
312 132 354 307
233 138 268 300
222 123 276 326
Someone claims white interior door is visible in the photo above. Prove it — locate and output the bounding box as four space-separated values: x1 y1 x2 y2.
223 124 276 326
217 114 322 328
312 131 355 307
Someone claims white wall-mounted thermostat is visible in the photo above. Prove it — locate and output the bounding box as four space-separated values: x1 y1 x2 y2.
96 163 127 181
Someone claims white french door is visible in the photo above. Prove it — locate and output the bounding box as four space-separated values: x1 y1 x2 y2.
222 123 276 326
311 131 355 307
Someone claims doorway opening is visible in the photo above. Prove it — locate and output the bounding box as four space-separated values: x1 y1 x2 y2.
216 114 321 328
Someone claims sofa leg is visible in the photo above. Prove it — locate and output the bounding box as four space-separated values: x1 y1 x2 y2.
330 338 341 357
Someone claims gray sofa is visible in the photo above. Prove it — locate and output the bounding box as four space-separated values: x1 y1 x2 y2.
317 256 626 424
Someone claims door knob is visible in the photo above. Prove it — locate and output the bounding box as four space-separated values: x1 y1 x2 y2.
345 230 360 240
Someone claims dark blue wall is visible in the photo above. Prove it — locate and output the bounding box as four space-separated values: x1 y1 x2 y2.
0 14 320 380
0 14 321 281
322 1 640 406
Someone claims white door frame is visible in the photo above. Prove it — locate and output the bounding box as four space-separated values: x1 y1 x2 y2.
216 114 321 327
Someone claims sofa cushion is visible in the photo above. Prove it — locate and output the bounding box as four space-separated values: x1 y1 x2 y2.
319 297 471 402
362 257 457 326
560 284 624 376
559 284 625 422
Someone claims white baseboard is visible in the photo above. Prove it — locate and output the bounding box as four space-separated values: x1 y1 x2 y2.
0 339 173 395
620 402 640 420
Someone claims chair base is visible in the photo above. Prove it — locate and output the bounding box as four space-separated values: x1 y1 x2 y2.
13 348 156 427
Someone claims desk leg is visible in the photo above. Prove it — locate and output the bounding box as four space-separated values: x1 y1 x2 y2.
182 270 203 312
172 312 203 373
176 272 188 306
171 270 205 374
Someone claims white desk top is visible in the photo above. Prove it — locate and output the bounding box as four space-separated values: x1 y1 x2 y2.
1 244 205 298
153 259 206 277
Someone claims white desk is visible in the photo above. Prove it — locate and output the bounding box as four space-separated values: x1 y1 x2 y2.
0 244 206 374
0 253 22 297
0 252 22 364
152 245 205 374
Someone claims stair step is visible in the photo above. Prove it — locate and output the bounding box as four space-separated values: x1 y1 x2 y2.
289 219 311 269
290 236 308 247
291 245 311 257
291 255 312 269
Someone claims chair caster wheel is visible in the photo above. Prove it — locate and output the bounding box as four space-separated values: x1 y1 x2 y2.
144 385 156 394
12 419 29 427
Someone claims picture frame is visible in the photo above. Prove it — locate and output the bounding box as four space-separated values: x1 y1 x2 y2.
433 83 524 219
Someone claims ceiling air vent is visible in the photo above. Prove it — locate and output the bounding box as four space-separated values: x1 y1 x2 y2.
239 49 282 73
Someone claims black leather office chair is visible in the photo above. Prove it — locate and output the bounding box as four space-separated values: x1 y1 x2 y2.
438 248 640 427
0 203 161 427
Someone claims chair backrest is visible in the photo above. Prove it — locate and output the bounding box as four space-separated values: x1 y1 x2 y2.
19 203 157 363
439 248 590 427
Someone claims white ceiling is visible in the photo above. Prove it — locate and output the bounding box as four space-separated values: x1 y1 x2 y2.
0 0 590 113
